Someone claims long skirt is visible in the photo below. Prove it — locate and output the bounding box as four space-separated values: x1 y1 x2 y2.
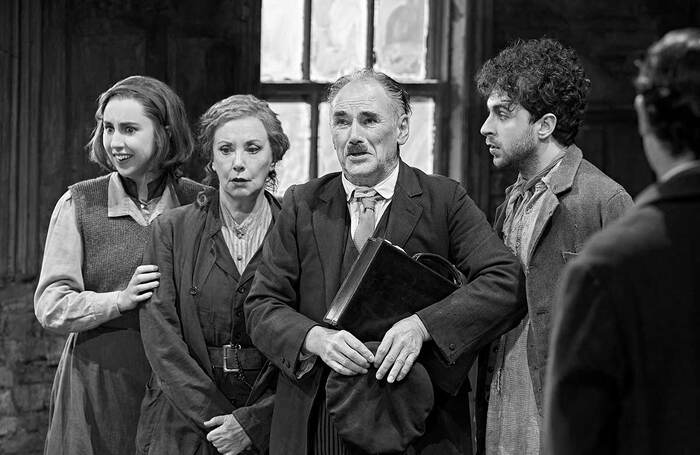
44 321 150 455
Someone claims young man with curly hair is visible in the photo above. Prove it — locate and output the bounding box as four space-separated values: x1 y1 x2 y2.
545 28 700 454
475 38 633 454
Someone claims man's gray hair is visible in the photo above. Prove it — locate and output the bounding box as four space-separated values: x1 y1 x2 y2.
327 69 412 118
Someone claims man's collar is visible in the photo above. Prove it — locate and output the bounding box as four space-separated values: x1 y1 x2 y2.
636 161 700 206
660 159 700 183
341 163 400 201
543 145 584 195
516 149 567 193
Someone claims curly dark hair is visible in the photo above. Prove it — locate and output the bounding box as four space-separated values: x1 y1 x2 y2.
635 28 700 158
476 38 590 146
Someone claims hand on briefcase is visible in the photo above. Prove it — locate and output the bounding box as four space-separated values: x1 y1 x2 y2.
323 237 465 342
322 238 465 452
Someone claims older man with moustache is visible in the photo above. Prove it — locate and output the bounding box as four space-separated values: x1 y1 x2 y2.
245 69 524 455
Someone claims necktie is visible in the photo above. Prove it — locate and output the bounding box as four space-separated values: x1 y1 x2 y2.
352 187 381 252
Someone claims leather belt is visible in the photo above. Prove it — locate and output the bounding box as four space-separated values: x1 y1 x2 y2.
207 345 265 372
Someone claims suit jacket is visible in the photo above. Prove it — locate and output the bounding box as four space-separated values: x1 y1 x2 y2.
483 146 632 415
544 164 700 455
136 189 279 455
245 161 524 455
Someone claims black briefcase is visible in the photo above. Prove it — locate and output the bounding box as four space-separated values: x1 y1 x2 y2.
323 237 464 342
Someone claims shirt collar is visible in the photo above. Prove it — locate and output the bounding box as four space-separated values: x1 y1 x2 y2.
660 159 700 183
107 172 178 220
518 150 567 193
219 190 270 231
341 163 400 202
118 173 168 201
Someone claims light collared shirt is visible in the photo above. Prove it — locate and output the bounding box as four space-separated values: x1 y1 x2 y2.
219 191 272 275
660 159 700 182
34 172 180 334
341 163 399 238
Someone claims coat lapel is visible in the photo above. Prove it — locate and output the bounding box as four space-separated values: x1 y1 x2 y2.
526 146 582 263
385 162 423 248
636 164 700 207
526 191 559 263
181 201 219 376
312 177 350 307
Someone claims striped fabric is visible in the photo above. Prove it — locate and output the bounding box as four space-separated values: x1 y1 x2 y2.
219 194 272 274
312 392 363 455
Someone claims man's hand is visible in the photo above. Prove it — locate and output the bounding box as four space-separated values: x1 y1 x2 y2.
374 314 430 383
303 326 374 375
203 414 251 455
116 264 160 312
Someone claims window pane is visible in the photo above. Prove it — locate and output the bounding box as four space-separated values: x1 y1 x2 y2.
317 102 342 176
311 0 367 81
261 0 304 81
269 102 311 195
318 98 434 177
402 97 434 173
374 0 428 80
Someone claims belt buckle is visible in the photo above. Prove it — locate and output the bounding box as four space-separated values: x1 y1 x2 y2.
223 343 241 373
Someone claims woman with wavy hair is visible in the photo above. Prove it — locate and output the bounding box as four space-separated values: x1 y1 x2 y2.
137 94 289 454
35 75 205 454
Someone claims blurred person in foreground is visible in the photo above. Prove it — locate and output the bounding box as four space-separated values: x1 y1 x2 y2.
475 38 632 454
244 68 524 455
545 28 700 455
137 95 288 454
34 75 204 454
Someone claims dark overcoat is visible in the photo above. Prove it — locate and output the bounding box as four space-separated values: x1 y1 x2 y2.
136 189 279 455
545 164 700 455
245 161 524 455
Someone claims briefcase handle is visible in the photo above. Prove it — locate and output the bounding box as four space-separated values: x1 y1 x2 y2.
411 253 465 287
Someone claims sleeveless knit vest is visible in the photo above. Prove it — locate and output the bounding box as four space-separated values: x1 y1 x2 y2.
69 174 203 329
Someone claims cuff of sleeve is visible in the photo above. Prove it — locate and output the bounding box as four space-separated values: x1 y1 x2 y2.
411 314 431 341
416 307 459 365
232 407 264 453
295 352 318 379
94 290 124 323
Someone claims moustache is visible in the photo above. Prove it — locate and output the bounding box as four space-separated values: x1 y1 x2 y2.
347 142 368 155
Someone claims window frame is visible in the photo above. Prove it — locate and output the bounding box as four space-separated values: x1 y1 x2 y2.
259 0 452 180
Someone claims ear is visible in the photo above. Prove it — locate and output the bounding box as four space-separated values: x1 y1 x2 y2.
634 94 652 137
535 113 557 140
397 114 410 146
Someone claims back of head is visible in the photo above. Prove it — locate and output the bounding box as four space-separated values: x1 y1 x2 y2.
88 75 194 176
476 38 590 146
635 28 700 158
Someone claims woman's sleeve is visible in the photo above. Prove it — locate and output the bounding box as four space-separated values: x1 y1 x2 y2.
34 191 122 334
140 216 234 435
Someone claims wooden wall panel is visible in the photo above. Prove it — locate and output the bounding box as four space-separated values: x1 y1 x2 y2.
486 0 700 215
0 1 17 283
0 0 43 283
39 0 68 250
0 0 262 284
